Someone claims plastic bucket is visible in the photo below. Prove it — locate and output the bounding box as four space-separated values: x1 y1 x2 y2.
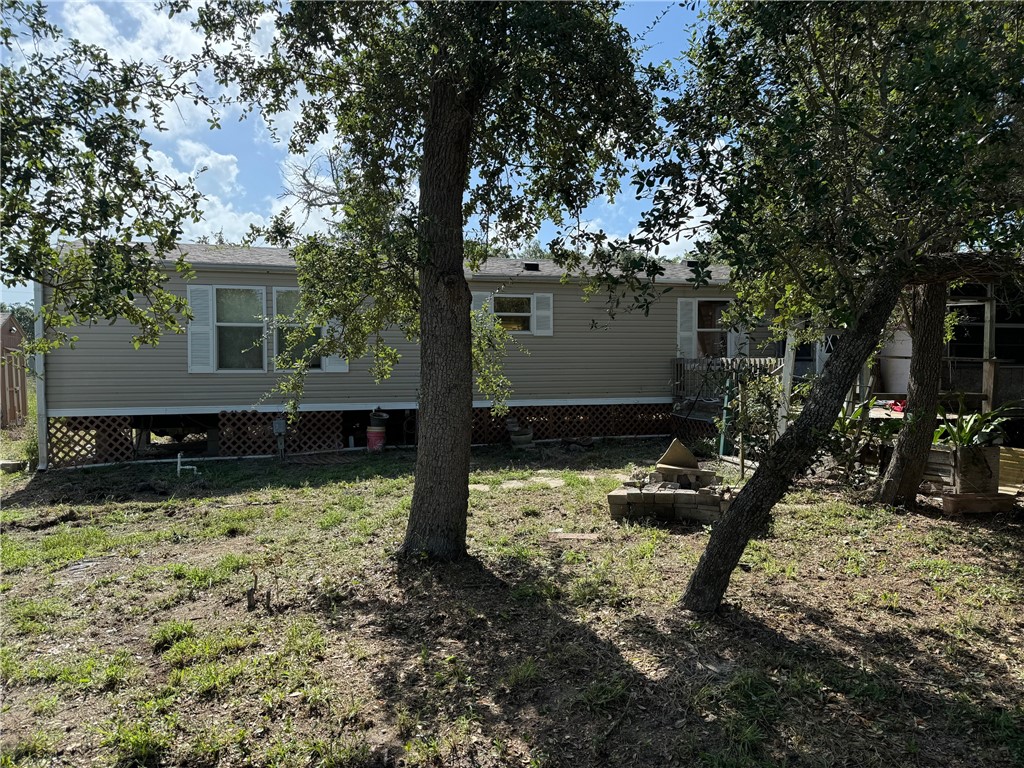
369 411 389 428
367 426 386 453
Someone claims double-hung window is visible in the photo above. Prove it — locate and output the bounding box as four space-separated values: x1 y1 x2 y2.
677 298 748 358
472 291 553 336
188 285 347 374
215 287 266 371
273 288 321 370
184 285 266 373
493 295 533 332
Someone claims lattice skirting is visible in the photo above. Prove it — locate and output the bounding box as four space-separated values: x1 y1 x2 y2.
218 410 349 458
471 403 675 444
47 416 134 469
47 404 681 467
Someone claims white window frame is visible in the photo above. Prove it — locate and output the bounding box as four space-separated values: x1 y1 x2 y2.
492 293 534 335
272 287 324 373
696 299 731 357
474 291 553 337
214 285 268 374
678 298 747 358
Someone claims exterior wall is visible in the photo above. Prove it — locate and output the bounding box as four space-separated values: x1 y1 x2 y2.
43 266 734 416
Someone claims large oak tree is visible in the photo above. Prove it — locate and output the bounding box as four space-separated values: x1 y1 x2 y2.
638 2 1024 611
194 1 657 559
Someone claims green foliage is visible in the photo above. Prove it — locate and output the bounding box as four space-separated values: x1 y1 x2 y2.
640 2 1024 338
150 620 197 653
718 372 784 461
1 0 206 352
99 717 172 767
934 399 1021 446
821 398 899 481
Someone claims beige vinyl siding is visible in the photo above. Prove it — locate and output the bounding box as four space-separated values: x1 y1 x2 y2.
43 266 734 413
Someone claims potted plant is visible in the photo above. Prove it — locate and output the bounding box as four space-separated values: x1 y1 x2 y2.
932 402 1013 494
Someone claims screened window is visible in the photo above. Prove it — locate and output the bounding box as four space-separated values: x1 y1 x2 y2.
493 295 532 332
215 287 265 371
274 289 322 370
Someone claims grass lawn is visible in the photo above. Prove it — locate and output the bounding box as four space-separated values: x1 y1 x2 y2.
0 438 1021 767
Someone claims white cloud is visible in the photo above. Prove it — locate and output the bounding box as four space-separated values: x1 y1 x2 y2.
148 148 266 244
177 140 241 198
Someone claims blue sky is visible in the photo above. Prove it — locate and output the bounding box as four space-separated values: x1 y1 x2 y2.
2 1 702 307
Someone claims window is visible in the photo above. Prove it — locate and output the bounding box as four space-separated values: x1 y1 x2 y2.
948 285 1024 365
215 287 265 371
274 288 321 370
187 285 347 375
472 292 553 336
493 295 533 332
677 298 747 358
696 300 729 356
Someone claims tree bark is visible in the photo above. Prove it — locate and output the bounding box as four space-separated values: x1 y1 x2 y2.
681 273 906 613
400 79 476 560
876 282 947 506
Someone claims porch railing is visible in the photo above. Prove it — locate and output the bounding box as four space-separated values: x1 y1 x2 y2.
673 357 783 400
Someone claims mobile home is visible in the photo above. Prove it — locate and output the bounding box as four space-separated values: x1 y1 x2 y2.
36 245 743 468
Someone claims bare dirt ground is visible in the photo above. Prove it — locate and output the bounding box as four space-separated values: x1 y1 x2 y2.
1 439 1022 767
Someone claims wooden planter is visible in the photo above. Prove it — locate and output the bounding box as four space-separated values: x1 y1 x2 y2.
953 445 1001 494
926 445 1001 494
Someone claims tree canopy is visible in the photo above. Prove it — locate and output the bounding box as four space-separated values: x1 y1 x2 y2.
0 0 205 350
641 1 1024 340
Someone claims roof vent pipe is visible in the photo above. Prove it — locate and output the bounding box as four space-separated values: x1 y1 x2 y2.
523 262 541 272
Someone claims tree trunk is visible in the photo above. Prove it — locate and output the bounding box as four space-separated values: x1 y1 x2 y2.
681 274 905 613
400 79 476 560
876 282 947 506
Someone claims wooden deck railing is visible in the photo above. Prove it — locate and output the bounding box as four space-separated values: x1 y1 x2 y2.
672 357 783 400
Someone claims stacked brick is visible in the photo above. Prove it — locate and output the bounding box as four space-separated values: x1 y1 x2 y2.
607 439 733 523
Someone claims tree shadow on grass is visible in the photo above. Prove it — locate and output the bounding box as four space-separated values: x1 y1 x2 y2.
616 598 1024 768
308 555 1023 767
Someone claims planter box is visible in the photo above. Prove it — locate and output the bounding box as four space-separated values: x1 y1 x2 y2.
942 493 1016 515
952 445 1000 495
926 445 1001 494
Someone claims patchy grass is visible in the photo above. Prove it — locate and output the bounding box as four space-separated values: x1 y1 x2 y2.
1 439 1022 767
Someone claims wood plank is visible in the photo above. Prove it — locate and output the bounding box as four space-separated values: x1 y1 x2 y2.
942 493 1016 514
999 447 1024 495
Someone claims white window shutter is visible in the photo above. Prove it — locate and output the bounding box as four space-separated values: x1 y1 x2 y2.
471 291 492 313
677 298 696 358
187 285 214 373
532 293 553 336
323 319 349 372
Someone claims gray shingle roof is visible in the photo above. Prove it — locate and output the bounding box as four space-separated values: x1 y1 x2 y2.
167 243 731 286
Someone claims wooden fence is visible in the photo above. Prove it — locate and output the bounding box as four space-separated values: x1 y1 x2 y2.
1 352 27 429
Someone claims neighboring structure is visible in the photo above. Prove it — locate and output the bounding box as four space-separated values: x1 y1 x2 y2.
1 312 28 429
36 245 745 469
